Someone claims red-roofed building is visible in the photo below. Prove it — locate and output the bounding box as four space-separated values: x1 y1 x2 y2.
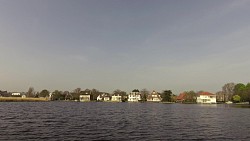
197 92 216 104
176 93 186 103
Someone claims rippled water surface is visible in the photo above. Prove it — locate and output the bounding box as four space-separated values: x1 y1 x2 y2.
0 102 250 140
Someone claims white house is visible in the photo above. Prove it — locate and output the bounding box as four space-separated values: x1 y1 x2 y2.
97 93 111 101
104 96 110 101
12 92 21 96
147 90 162 102
79 95 91 102
111 95 122 102
128 89 141 102
97 95 102 101
196 92 216 104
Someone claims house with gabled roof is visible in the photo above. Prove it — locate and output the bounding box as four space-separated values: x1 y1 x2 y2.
147 90 162 102
176 93 186 103
97 93 111 101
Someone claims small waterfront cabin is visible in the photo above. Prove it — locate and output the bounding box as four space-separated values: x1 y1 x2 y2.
196 92 216 104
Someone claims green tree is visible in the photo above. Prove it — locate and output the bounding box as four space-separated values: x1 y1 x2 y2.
245 83 250 103
161 90 172 102
234 83 245 94
184 91 197 103
52 90 64 100
233 95 241 103
234 83 246 102
233 83 250 103
39 89 50 97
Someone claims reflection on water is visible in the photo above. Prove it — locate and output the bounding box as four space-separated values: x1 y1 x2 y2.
232 104 250 108
0 102 250 140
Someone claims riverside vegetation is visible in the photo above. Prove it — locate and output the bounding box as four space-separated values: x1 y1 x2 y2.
1 82 250 103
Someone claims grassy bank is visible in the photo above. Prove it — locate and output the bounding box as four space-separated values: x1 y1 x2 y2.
0 97 49 102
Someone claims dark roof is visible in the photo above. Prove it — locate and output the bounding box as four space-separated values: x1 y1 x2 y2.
132 89 139 92
0 91 8 96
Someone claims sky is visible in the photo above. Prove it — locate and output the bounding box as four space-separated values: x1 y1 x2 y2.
1 0 250 94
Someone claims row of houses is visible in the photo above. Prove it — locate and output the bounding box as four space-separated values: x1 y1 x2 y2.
79 89 162 102
79 89 217 104
1 89 217 104
176 91 217 104
127 89 162 102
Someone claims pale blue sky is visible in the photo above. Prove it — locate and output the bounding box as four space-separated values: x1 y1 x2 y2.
1 0 250 94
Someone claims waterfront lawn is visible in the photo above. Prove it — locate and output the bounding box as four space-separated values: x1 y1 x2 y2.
0 97 49 102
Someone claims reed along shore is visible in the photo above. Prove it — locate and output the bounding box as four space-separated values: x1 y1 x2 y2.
0 97 49 102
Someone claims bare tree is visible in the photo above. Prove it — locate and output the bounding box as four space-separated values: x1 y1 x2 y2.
113 89 127 101
27 87 35 97
222 83 235 102
91 88 100 100
216 91 224 102
113 89 122 95
140 88 149 101
63 91 72 100
73 88 81 94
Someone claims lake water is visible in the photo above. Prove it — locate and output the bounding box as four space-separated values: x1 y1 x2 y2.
0 102 250 141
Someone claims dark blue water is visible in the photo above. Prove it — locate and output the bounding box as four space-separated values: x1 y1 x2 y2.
0 102 249 140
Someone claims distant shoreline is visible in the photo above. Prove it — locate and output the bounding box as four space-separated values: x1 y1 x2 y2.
0 97 49 102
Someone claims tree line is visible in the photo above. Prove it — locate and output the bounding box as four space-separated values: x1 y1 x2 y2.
3 82 249 103
2 87 176 102
216 82 250 103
